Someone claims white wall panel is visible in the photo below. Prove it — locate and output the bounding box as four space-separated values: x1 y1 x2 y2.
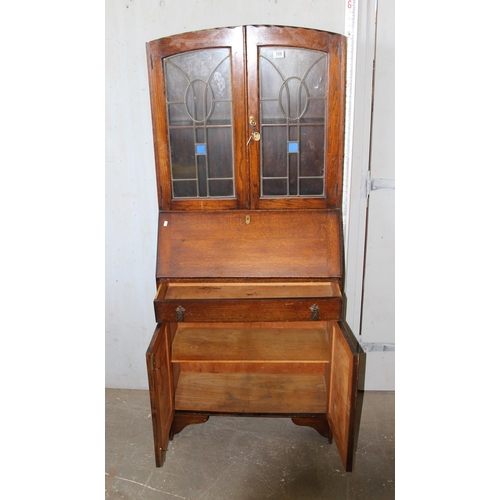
343 0 394 390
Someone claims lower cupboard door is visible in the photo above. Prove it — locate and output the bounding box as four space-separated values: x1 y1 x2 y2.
327 321 360 472
146 323 174 467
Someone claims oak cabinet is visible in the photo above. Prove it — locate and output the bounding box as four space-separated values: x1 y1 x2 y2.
145 25 360 472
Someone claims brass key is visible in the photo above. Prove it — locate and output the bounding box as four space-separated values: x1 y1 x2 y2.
246 131 261 145
247 115 260 145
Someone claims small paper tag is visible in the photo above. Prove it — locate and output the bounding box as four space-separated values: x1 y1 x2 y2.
273 50 285 59
163 221 168 226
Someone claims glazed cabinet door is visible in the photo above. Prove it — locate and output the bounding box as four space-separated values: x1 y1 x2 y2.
246 26 346 209
147 26 345 210
147 27 248 210
146 323 174 467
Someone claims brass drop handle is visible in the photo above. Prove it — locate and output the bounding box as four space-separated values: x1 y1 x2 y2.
247 115 261 145
309 304 320 321
176 305 186 322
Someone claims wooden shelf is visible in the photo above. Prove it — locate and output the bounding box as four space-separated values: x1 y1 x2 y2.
174 372 327 413
172 323 330 363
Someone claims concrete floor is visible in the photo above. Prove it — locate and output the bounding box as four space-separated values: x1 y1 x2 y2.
105 389 394 499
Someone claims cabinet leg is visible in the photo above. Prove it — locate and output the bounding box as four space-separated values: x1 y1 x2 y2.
169 414 210 440
291 417 332 443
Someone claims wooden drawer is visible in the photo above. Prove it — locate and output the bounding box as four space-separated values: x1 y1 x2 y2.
154 282 343 323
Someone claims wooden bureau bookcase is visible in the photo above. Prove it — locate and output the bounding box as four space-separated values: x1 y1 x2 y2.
145 25 360 472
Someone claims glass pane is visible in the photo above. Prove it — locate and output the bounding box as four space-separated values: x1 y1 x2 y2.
261 126 287 179
259 47 327 198
197 156 208 197
289 153 298 196
262 178 287 196
167 103 190 127
207 128 234 181
300 125 325 177
261 100 286 125
173 181 198 198
300 178 324 196
207 101 232 126
209 179 234 197
301 98 325 124
169 129 196 179
164 48 235 199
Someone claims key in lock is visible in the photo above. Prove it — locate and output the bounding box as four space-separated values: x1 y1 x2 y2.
246 131 261 145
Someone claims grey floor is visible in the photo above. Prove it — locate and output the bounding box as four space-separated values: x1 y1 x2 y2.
105 389 394 499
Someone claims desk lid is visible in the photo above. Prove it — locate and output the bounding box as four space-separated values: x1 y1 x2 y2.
156 210 342 280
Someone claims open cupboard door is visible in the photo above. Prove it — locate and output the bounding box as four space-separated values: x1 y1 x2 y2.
327 321 360 472
146 323 174 467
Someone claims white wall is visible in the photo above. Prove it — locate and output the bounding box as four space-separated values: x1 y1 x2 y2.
358 0 395 390
105 0 347 389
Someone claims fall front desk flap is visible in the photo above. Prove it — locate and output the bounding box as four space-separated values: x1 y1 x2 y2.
156 209 342 280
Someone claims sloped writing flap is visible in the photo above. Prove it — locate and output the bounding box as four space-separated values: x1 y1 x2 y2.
156 209 342 279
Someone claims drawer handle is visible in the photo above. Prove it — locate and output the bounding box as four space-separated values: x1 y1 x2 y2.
309 304 320 321
176 305 186 322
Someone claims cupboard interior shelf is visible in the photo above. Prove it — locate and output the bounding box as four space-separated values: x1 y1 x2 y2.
172 322 330 363
174 372 327 414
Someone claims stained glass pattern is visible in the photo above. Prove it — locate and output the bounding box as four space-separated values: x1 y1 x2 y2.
259 47 327 197
164 49 235 199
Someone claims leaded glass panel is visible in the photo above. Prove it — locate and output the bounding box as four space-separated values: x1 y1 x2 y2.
164 48 235 199
259 47 327 197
